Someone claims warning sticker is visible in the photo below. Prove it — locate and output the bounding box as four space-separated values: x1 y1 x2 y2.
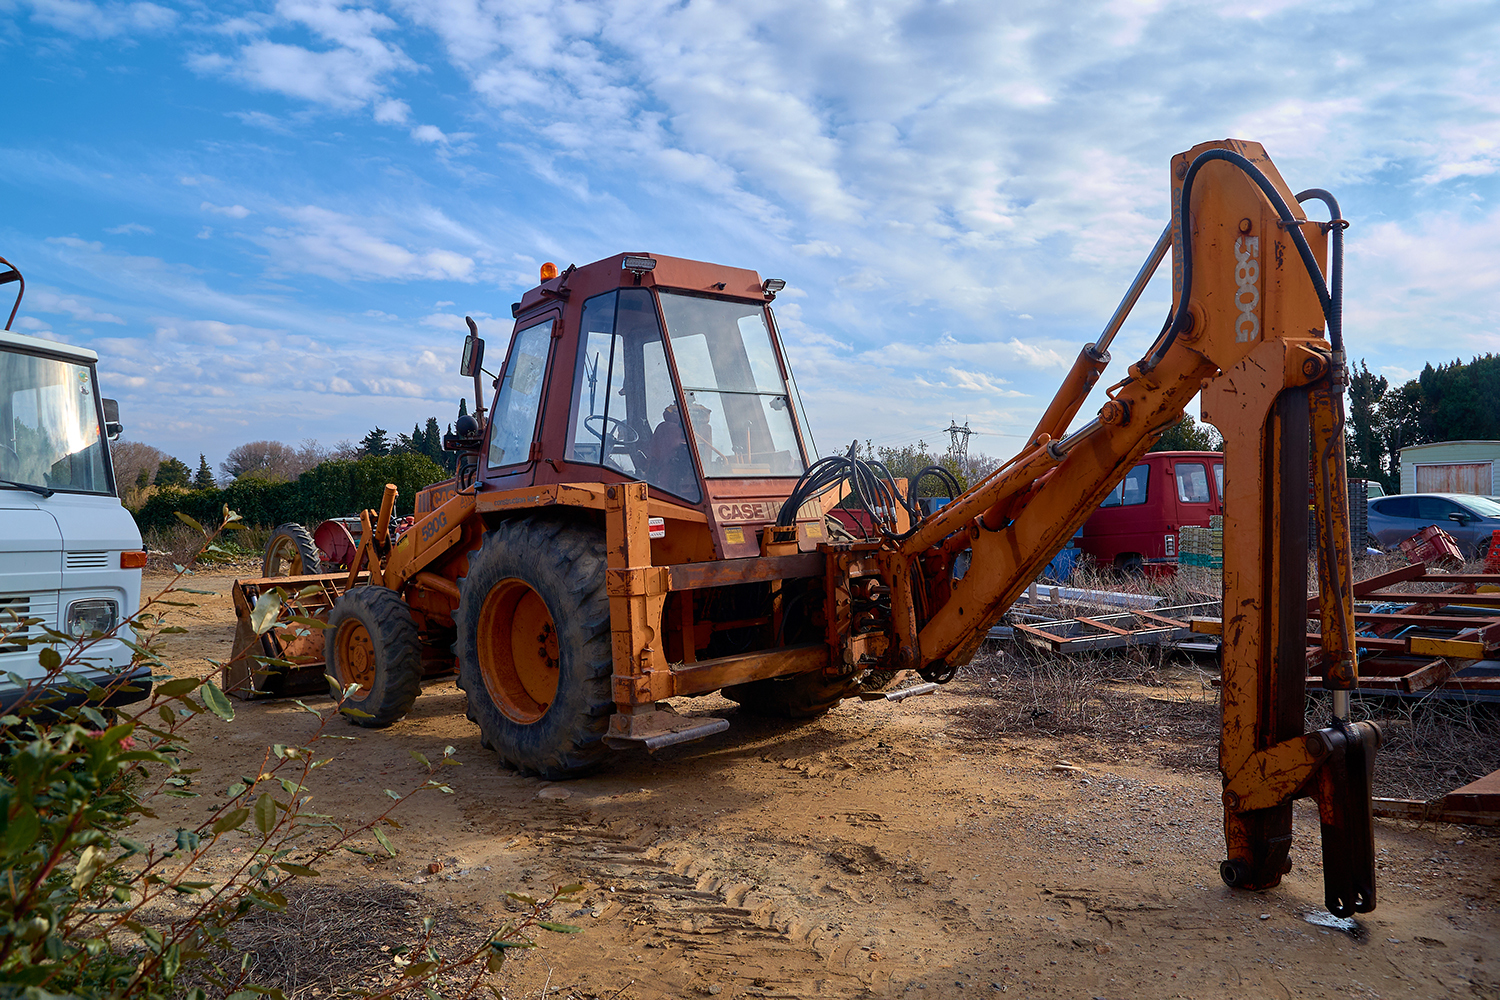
648 516 665 539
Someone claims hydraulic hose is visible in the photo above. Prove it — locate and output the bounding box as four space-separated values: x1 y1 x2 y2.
1294 188 1346 354
1145 149 1340 372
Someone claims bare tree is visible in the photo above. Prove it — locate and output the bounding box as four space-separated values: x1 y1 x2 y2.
221 439 347 481
328 439 361 462
109 440 168 492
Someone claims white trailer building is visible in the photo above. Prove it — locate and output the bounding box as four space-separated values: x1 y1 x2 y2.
1400 440 1500 495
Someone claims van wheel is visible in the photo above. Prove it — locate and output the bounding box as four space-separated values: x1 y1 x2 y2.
456 518 613 779
1114 554 1144 577
325 586 423 727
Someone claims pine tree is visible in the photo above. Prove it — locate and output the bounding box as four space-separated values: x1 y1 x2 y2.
193 453 216 490
359 427 390 457
153 457 191 488
1346 360 1387 483
134 466 151 491
458 397 468 418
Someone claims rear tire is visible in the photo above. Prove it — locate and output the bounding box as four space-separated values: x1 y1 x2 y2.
324 586 423 728
723 669 861 719
456 518 613 779
264 523 322 577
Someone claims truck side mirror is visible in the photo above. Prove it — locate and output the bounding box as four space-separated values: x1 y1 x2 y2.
460 325 484 377
102 398 123 441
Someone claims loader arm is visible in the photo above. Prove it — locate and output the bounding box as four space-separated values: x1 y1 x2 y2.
887 139 1376 914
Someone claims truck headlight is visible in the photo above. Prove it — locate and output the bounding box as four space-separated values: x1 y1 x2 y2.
67 599 119 638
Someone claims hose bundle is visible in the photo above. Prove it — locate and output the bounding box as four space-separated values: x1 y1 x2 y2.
776 442 962 541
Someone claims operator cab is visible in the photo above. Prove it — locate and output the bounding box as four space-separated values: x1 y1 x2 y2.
470 253 819 557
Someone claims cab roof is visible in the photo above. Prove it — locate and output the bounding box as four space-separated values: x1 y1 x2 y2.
0 329 98 363
513 252 771 319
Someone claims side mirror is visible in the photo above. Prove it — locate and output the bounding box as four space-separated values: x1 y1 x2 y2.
102 398 123 441
1448 511 1470 525
460 331 484 377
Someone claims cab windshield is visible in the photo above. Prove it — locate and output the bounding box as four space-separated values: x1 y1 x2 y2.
0 347 112 495
656 292 805 478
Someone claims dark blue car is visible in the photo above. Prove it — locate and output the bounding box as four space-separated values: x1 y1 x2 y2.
1367 493 1500 559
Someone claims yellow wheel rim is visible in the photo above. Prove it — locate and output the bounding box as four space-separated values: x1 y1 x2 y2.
265 534 306 577
334 618 376 694
476 579 560 724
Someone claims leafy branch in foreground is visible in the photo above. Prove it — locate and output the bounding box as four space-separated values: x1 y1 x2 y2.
0 508 582 999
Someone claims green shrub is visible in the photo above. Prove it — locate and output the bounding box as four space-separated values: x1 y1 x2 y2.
133 453 446 533
0 510 580 998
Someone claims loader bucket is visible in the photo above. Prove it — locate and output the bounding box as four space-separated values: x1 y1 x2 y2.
225 572 366 699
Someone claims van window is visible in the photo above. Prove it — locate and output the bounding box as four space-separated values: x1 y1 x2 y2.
1100 463 1149 507
1175 462 1211 503
1213 462 1223 500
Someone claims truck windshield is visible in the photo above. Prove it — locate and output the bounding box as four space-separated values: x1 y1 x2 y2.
656 292 805 478
0 348 112 495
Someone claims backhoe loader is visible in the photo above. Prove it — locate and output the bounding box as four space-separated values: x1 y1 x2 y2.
231 138 1379 916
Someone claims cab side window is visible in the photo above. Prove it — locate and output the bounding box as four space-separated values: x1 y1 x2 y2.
487 317 555 468
1100 463 1149 507
565 289 701 503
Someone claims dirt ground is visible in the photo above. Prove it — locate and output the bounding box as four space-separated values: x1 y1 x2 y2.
135 568 1500 1000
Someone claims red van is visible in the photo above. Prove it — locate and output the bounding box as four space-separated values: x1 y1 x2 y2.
1077 451 1224 574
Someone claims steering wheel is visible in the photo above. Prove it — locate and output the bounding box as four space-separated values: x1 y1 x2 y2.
584 414 640 454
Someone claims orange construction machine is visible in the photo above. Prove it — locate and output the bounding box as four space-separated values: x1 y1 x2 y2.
232 138 1378 916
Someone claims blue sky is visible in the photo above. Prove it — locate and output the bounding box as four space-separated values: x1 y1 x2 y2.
3 0 1498 475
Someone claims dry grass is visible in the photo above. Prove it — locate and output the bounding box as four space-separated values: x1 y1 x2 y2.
954 640 1500 800
142 523 268 570
950 644 1222 773
205 881 496 999
1342 696 1500 801
956 546 1500 801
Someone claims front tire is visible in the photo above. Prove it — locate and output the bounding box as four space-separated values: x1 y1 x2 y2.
264 523 322 577
324 586 423 728
456 518 614 779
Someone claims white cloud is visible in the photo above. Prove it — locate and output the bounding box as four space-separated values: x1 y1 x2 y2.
45 236 105 252
24 0 176 38
230 110 294 134
190 0 416 113
374 98 411 124
104 222 153 235
14 316 55 335
201 201 251 219
25 288 126 325
254 205 477 282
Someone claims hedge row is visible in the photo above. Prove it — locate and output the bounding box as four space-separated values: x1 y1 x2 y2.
132 452 448 533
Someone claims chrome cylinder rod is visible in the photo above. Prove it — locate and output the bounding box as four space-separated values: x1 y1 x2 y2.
1094 222 1173 356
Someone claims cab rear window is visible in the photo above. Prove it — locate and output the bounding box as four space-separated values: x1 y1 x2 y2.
1175 462 1210 503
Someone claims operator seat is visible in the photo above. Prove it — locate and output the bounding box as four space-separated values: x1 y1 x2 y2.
650 402 701 499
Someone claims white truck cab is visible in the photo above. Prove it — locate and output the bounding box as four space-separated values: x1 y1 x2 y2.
1 327 150 714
